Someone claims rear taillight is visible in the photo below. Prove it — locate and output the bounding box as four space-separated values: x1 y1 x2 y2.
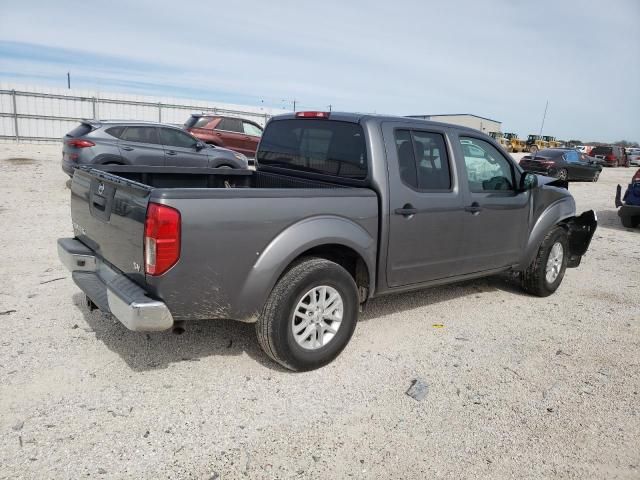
539 160 554 166
606 153 615 160
66 139 95 148
144 203 181 276
295 111 330 118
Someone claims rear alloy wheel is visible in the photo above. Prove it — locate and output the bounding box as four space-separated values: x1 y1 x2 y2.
556 168 568 181
522 226 569 297
256 257 359 371
592 171 600 182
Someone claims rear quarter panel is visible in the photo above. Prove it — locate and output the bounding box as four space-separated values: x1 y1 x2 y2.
147 188 378 321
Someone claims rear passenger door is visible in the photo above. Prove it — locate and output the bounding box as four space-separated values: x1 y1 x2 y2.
455 134 529 272
117 126 165 166
216 118 249 155
383 123 468 287
158 128 209 167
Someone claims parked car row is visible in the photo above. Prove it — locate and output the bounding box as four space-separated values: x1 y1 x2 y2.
61 113 266 176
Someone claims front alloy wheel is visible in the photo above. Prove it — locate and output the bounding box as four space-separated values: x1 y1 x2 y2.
545 242 564 284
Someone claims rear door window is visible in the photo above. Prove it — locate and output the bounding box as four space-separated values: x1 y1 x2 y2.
105 126 125 139
243 121 263 137
394 129 452 190
120 126 159 144
257 119 368 180
159 128 198 148
217 118 243 133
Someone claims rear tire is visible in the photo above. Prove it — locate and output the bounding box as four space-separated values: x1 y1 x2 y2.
521 226 569 297
256 257 359 371
557 168 568 181
529 145 538 154
592 171 600 182
621 215 639 229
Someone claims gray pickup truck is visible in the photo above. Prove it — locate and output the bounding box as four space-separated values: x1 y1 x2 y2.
58 112 596 371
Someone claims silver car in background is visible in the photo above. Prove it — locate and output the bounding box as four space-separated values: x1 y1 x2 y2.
626 147 640 166
62 120 248 176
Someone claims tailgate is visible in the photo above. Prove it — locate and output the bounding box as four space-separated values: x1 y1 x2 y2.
70 168 150 286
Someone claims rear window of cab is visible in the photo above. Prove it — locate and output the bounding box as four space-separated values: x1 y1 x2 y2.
257 119 368 180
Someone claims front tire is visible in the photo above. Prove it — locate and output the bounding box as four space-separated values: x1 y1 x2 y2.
256 257 359 371
521 226 569 297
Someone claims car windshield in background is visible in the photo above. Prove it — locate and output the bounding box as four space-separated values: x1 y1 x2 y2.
184 116 210 129
257 119 368 180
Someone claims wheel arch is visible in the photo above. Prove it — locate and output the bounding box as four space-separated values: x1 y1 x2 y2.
237 216 376 321
520 198 576 269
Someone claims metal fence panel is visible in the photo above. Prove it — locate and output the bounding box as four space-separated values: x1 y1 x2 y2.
0 82 287 143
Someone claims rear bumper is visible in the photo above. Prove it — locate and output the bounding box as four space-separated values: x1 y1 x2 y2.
61 158 75 176
57 238 174 331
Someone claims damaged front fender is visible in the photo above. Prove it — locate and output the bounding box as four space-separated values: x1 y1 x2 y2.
565 210 597 267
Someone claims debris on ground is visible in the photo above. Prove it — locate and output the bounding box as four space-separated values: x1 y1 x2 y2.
406 379 429 402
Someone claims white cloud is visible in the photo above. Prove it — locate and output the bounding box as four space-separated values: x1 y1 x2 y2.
1 0 638 140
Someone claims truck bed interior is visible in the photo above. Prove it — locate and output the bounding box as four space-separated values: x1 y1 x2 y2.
84 166 349 190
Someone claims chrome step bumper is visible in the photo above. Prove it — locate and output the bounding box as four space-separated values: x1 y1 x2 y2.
57 238 174 332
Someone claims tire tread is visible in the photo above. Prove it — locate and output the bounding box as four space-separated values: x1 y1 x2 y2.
522 226 568 297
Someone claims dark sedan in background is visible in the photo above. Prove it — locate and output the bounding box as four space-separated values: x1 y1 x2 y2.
519 148 602 182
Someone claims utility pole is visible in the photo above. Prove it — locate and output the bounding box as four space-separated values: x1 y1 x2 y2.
328 104 332 112
292 99 297 112
538 100 549 136
67 72 71 89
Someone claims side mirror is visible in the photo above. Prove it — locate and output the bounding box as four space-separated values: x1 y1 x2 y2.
519 172 538 191
195 141 205 151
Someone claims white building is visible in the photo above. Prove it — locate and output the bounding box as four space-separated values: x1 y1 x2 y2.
407 114 501 134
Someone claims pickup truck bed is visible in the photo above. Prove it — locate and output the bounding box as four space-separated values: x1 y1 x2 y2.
62 166 377 326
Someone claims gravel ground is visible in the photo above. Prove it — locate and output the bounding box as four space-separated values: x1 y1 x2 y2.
0 144 638 480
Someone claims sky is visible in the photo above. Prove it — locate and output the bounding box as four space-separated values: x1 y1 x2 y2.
0 0 638 142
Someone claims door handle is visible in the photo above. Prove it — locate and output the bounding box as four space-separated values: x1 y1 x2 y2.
394 204 417 217
121 146 134 151
464 202 482 214
166 150 177 156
